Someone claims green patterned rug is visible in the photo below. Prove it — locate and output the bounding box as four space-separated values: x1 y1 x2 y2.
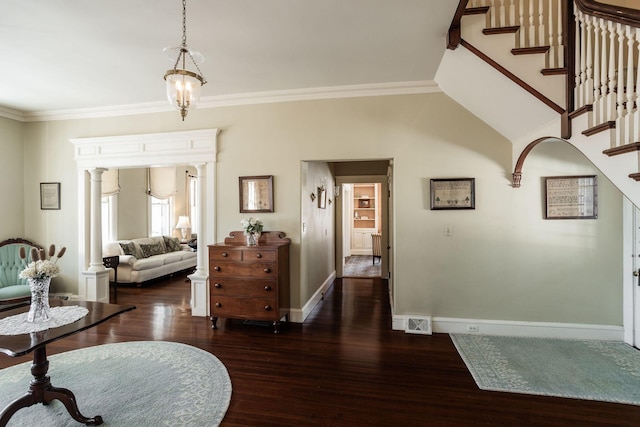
451 334 640 405
0 341 232 426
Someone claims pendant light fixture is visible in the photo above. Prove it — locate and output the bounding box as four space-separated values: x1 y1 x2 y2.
164 0 207 121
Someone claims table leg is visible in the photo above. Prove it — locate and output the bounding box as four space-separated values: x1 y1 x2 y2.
0 346 103 426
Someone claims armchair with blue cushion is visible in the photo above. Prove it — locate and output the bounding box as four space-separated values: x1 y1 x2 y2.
0 238 43 304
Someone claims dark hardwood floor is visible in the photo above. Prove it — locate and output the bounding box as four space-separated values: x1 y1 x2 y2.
2 273 640 426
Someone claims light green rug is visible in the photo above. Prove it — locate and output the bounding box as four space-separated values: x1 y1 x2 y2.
451 334 640 405
0 341 232 426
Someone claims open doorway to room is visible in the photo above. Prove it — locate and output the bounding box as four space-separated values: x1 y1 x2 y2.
332 160 392 282
341 182 382 278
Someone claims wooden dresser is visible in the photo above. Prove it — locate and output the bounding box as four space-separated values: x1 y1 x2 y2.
208 231 290 333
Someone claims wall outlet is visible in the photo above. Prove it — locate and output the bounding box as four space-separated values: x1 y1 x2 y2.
467 325 479 332
444 226 453 237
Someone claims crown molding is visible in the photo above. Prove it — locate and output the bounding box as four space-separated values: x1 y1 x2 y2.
1 80 441 123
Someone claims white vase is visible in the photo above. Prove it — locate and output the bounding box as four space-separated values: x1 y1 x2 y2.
27 277 51 323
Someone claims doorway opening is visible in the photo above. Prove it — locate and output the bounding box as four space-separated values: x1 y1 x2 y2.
342 182 382 278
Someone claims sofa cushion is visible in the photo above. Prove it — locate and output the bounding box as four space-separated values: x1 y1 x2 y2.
131 257 164 271
139 242 165 258
163 236 182 252
161 252 184 264
0 284 30 299
119 242 137 256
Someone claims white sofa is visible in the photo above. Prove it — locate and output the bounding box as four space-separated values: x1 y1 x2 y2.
103 236 196 284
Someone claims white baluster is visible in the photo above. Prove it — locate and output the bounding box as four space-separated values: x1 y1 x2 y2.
519 0 526 48
633 27 640 142
547 0 555 68
490 0 497 28
509 0 516 27
499 0 506 27
607 20 617 123
575 11 584 109
556 0 564 69
616 23 626 145
528 0 535 46
593 18 602 124
585 14 594 108
626 26 637 143
538 0 545 46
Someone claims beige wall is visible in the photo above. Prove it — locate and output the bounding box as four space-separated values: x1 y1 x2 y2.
6 92 623 326
0 117 25 239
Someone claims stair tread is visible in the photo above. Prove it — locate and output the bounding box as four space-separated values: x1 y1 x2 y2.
512 46 550 55
603 142 640 156
582 121 615 137
541 68 567 76
464 6 489 15
483 26 520 35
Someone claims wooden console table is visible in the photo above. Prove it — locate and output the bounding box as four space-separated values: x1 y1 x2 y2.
0 299 135 426
208 231 290 333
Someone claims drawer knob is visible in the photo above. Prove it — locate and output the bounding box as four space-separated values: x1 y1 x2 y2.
264 305 272 311
214 266 221 271
221 252 228 257
215 302 222 308
264 285 272 291
256 253 262 258
263 268 271 273
214 283 222 289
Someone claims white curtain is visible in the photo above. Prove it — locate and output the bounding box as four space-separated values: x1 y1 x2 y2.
101 168 120 196
148 166 177 199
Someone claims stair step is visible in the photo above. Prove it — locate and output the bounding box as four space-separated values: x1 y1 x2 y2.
464 6 489 15
512 46 550 55
603 142 640 157
582 121 615 137
629 173 640 181
483 26 519 36
568 104 592 119
541 68 567 76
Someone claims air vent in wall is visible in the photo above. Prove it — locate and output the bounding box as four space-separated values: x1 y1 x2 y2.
405 316 432 335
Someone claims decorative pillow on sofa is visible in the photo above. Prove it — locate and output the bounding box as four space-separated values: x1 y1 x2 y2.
139 242 165 258
163 236 182 252
119 242 137 256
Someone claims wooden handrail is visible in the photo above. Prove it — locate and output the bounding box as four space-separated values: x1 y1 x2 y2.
447 0 470 50
575 0 640 27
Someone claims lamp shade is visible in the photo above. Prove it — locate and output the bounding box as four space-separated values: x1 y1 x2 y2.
165 69 204 120
175 216 192 230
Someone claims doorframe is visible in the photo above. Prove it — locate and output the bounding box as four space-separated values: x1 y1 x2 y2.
335 174 390 280
623 197 639 347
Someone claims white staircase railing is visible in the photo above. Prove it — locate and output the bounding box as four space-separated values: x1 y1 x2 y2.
468 0 566 69
574 9 640 147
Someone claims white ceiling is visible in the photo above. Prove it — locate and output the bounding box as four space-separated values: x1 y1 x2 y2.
0 0 458 118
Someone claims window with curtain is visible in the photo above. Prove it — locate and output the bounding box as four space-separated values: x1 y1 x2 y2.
101 169 120 243
188 174 198 236
148 167 177 237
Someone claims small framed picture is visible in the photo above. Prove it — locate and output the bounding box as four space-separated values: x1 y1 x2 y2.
239 175 274 213
544 175 597 219
430 178 475 210
40 182 61 210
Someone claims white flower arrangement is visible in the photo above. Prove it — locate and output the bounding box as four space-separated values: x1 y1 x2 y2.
18 244 66 280
241 217 263 235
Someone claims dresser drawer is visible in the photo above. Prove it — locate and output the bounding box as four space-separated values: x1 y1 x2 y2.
209 249 242 262
210 279 277 297
210 296 279 321
210 262 277 277
241 249 277 262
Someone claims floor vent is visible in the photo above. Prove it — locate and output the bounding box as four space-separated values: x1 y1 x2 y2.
405 316 432 335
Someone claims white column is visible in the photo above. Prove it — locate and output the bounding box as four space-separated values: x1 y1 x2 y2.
88 168 107 271
188 162 210 317
80 167 110 302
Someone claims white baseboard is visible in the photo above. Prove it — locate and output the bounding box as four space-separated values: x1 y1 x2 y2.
392 315 624 341
289 271 336 323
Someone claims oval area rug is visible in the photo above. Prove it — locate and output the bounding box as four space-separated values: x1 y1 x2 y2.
0 341 232 426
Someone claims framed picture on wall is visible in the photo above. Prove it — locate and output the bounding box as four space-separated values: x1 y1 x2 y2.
544 175 597 219
40 182 61 210
239 175 274 213
430 178 475 210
